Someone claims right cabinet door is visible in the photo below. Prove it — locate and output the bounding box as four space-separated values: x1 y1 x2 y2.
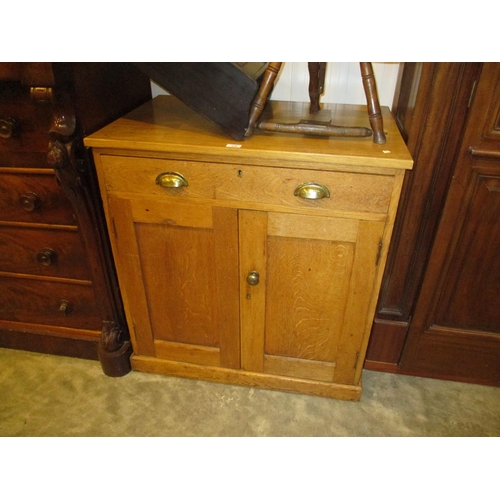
239 209 385 386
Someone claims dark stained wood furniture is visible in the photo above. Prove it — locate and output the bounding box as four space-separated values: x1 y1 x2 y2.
0 63 151 375
365 62 500 387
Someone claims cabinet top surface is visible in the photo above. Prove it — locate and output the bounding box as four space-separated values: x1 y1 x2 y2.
85 96 413 171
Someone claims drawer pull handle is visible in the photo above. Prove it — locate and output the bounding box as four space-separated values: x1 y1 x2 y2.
59 300 72 315
0 117 19 139
246 271 260 286
294 182 330 200
19 192 41 212
37 248 57 266
156 172 188 189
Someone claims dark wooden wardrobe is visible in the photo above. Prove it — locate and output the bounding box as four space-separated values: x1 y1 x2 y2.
365 62 500 387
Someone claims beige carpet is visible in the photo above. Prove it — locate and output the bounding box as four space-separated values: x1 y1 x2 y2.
1 347 499 437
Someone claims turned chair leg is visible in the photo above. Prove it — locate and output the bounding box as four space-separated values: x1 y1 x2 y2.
360 62 386 144
308 62 327 114
245 62 282 137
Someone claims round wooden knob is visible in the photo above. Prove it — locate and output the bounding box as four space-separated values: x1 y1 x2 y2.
0 118 19 139
19 192 41 212
59 300 72 315
37 248 57 266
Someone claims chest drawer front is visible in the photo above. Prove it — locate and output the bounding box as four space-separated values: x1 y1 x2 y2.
101 156 395 216
0 276 102 330
0 226 92 280
0 82 53 162
0 171 76 225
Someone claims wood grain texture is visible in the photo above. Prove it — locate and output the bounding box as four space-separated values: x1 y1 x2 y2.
107 197 155 357
100 155 395 217
213 207 240 369
131 355 362 401
435 175 500 332
0 225 91 280
90 95 411 398
0 63 151 371
367 63 481 369
239 210 268 373
85 97 413 171
264 354 335 382
137 223 219 348
397 63 500 386
334 220 385 385
0 170 76 225
264 236 353 364
0 275 101 330
110 195 241 368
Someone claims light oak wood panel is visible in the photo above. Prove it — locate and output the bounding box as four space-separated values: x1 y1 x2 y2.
334 220 386 385
238 209 385 385
109 195 240 368
89 96 412 398
136 223 220 348
263 354 336 383
264 237 354 363
101 155 395 216
107 197 155 357
86 98 412 171
239 210 268 373
131 355 362 401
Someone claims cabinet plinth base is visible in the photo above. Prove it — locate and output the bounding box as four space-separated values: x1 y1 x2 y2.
131 355 362 401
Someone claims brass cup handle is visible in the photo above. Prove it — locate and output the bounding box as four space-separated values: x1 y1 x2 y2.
294 182 330 200
156 172 188 189
246 271 260 286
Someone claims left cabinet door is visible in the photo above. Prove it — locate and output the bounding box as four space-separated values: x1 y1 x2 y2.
107 196 241 369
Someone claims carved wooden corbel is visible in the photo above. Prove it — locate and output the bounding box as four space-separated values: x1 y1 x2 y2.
46 87 132 376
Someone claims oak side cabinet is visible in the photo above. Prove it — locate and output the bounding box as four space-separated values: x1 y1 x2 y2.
85 96 412 400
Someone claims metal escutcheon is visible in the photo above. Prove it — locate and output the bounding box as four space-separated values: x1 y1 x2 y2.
246 271 260 286
294 182 330 200
156 172 188 188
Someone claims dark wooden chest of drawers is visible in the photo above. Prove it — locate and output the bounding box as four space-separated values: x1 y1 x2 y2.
0 63 151 375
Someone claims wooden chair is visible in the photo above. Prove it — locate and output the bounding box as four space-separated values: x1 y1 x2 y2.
135 62 386 144
247 62 386 144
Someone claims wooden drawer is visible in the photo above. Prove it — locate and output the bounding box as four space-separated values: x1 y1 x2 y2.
100 155 395 216
0 226 92 280
0 170 76 225
0 276 102 330
0 81 53 164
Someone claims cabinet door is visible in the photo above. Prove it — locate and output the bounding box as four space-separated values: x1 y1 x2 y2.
239 210 385 386
108 196 240 369
399 63 500 385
